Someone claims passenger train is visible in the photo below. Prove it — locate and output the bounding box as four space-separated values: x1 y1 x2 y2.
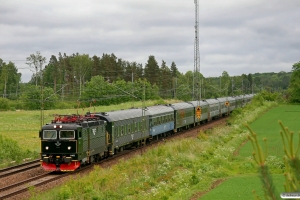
39 94 254 171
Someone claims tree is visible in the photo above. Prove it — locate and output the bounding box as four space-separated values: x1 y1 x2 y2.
288 61 300 103
170 61 178 98
100 53 119 82
220 71 230 97
70 53 93 97
81 75 111 106
170 61 178 78
20 85 58 110
26 51 46 86
159 60 172 98
144 55 160 85
0 60 21 99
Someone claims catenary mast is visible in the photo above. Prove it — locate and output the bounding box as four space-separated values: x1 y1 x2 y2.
193 0 201 101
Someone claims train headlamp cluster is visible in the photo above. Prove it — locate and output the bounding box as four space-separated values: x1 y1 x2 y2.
45 146 72 150
54 125 63 128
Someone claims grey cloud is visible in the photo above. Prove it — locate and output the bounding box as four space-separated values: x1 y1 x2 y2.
0 0 299 82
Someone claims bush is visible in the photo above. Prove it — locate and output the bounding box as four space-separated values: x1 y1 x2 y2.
54 101 78 109
0 134 37 167
9 100 25 110
0 97 9 110
154 98 167 105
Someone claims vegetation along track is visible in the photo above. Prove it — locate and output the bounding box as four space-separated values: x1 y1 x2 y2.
0 159 40 178
3 117 228 199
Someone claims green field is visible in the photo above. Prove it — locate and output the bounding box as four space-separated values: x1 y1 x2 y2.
201 174 285 200
239 105 300 158
201 105 300 199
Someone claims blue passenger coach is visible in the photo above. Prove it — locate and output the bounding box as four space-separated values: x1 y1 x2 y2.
145 105 174 139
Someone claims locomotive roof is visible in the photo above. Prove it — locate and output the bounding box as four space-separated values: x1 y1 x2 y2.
42 120 106 129
189 100 209 107
145 105 174 116
42 123 80 130
94 108 144 122
170 102 194 110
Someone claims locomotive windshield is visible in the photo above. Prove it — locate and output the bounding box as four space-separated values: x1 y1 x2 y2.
59 130 75 139
43 130 57 139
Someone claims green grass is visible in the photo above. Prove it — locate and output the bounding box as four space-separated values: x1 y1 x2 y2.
201 174 285 200
239 105 300 158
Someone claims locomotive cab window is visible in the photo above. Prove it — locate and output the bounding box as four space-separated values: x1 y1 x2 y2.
43 130 57 139
59 130 75 139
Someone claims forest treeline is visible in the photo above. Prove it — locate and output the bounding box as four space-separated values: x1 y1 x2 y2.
0 52 298 110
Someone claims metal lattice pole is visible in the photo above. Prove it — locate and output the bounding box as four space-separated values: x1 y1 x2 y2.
193 0 201 102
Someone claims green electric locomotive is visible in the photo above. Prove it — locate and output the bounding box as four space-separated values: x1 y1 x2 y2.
39 114 108 171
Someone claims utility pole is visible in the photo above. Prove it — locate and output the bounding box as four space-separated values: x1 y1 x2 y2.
193 0 201 102
232 77 234 96
40 60 44 129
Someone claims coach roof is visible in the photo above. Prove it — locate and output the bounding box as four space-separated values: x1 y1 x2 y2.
94 108 144 122
170 102 194 110
145 105 174 116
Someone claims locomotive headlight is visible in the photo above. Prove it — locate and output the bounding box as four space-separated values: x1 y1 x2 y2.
45 146 49 150
68 146 71 150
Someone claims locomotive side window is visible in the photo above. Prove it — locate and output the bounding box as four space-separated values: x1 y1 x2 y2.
59 130 75 139
43 130 57 139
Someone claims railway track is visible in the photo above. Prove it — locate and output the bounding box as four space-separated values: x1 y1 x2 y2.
0 171 65 199
0 159 40 179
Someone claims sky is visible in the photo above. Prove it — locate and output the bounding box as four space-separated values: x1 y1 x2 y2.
1 0 299 83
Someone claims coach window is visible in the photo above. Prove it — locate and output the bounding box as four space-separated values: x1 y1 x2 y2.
121 126 124 136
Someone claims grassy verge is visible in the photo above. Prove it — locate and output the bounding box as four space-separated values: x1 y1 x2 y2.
29 101 278 199
0 135 37 168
